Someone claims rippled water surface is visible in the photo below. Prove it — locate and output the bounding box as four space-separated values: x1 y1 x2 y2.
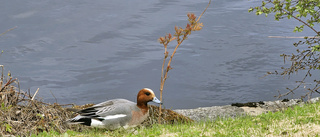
1 0 318 109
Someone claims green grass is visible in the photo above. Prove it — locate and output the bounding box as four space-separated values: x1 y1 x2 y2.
33 102 320 137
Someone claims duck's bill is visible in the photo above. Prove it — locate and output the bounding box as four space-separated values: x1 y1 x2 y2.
152 97 162 104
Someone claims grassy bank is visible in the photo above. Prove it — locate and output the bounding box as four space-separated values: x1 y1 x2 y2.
34 101 320 137
0 67 192 136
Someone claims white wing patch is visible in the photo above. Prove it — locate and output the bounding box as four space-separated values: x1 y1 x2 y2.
99 114 127 120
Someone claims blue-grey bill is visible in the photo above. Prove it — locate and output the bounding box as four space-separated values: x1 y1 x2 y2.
152 97 162 104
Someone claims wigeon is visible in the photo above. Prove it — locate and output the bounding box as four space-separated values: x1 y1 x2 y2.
66 88 162 130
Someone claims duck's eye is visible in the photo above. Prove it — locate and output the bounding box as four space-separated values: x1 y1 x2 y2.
145 92 150 96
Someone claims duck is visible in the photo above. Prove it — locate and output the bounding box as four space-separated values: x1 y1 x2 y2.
65 88 162 130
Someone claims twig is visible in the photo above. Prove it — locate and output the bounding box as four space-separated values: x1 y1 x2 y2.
31 88 40 100
276 69 311 98
49 90 58 103
281 8 319 35
196 0 211 23
0 78 17 92
265 0 320 35
0 26 17 37
0 65 3 88
158 0 211 123
268 36 320 39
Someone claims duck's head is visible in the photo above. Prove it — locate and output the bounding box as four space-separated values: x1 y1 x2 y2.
137 88 162 108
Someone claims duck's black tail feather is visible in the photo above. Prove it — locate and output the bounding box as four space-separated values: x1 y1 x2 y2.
65 117 92 126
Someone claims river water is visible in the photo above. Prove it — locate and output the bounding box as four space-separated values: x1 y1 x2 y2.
0 0 318 109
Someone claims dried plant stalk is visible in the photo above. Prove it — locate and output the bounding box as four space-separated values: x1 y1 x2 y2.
158 0 211 123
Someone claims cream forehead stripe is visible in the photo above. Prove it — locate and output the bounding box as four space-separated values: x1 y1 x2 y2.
143 88 154 94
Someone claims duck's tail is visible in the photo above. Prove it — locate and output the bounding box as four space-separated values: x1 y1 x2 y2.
65 115 92 126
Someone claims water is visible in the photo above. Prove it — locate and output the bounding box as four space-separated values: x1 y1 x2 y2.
0 0 318 109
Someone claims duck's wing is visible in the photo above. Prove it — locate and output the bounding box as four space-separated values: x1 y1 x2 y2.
75 99 134 120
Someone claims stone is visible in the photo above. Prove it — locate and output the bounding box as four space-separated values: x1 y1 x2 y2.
174 97 320 121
